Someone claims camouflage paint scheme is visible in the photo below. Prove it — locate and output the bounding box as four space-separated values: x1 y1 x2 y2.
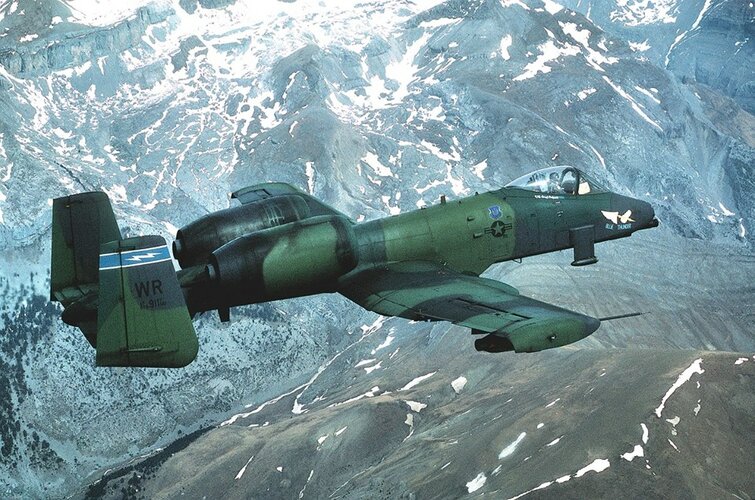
50 167 658 367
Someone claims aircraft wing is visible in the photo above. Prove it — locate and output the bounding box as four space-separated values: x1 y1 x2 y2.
232 182 350 220
339 261 600 352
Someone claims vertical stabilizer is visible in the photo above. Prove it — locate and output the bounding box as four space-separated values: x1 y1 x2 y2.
50 192 122 346
51 192 121 300
96 236 199 367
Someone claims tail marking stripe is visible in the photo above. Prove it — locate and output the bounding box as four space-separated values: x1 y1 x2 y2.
99 245 172 270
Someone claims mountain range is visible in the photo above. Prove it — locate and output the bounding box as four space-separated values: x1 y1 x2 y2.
0 0 752 497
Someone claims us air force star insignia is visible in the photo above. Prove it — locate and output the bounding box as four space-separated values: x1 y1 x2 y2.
601 210 634 224
488 205 502 220
485 220 512 237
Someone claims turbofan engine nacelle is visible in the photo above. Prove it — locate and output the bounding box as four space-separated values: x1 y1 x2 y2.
173 195 311 269
206 215 358 305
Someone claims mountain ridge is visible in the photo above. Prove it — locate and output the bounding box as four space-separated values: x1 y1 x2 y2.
0 0 752 497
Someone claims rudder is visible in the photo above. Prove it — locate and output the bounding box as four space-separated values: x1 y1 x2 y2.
51 192 122 346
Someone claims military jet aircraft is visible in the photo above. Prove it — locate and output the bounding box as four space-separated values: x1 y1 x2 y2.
50 166 658 367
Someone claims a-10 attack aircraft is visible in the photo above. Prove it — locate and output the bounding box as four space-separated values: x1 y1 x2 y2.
50 166 658 368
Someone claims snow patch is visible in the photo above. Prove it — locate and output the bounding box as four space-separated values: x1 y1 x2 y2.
542 0 563 14
472 160 488 180
508 457 610 499
466 472 486 493
235 455 254 480
635 86 661 104
501 0 529 10
360 316 386 335
328 386 380 408
667 438 679 452
404 413 414 427
735 357 748 365
400 372 436 391
655 358 704 418
498 432 526 459
610 0 678 26
451 376 467 394
665 0 714 66
372 333 395 354
103 184 127 203
298 470 314 499
629 40 651 52
546 437 561 447
575 458 610 477
364 361 382 374
577 87 596 100
602 76 663 131
362 152 394 177
384 31 431 104
405 400 427 412
305 161 315 194
621 445 644 462
718 202 735 216
560 22 590 47
513 40 580 81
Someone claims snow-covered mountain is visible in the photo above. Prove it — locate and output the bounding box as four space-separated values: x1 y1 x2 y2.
558 0 754 114
0 0 752 497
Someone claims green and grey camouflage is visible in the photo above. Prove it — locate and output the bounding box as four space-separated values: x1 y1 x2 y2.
50 166 658 367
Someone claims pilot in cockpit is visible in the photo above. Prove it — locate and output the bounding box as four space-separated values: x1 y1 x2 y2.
547 172 562 193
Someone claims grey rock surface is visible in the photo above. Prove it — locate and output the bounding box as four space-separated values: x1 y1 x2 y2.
558 0 754 114
0 0 752 497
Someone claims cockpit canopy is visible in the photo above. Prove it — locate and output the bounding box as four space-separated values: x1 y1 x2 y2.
505 166 607 195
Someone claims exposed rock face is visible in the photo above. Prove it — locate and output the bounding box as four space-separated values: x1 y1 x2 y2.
666 1 755 115
87 346 755 500
0 0 752 497
557 0 755 114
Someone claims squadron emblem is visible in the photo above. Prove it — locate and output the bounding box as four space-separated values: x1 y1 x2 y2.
488 205 502 220
601 210 634 224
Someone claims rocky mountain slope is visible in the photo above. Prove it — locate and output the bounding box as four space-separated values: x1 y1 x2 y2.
0 0 752 497
557 0 754 114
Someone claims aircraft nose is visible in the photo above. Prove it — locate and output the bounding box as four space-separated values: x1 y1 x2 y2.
611 195 658 231
638 199 659 229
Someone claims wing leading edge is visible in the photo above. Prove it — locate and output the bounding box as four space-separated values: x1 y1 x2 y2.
339 261 600 353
